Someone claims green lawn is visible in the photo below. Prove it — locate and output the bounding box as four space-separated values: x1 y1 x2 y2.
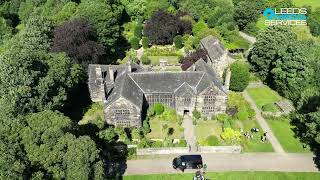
247 87 282 112
267 117 310 153
293 0 320 9
196 120 223 144
236 119 274 152
147 117 183 139
124 172 320 180
148 56 180 66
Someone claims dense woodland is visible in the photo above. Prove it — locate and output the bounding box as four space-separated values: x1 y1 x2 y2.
0 0 320 179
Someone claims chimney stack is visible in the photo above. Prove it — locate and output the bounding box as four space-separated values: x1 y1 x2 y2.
224 68 231 91
127 58 132 72
108 66 114 82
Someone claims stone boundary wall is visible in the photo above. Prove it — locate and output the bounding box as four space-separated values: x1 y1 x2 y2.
199 146 241 154
137 147 188 155
136 146 242 155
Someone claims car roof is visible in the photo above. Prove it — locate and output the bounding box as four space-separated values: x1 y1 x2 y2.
180 155 202 161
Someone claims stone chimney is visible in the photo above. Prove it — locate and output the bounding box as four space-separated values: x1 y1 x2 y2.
95 66 102 79
108 65 114 82
127 58 132 72
224 68 231 91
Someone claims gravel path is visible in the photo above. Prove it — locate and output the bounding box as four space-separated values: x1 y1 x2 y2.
182 115 197 152
239 31 257 44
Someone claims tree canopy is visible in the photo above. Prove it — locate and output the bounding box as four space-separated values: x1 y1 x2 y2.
51 18 105 68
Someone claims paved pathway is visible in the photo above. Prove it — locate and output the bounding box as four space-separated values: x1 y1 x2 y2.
125 153 317 175
239 31 257 44
242 90 285 153
182 115 197 152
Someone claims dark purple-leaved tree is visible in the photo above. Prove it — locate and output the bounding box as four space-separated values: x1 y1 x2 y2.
181 48 208 70
51 19 105 68
144 10 192 45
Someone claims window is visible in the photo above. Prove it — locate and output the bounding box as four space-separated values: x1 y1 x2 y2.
146 93 174 107
202 106 215 113
116 120 131 126
183 97 191 106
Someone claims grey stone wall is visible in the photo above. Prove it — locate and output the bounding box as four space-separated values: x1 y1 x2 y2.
199 146 241 153
175 96 197 115
137 147 189 155
104 97 142 127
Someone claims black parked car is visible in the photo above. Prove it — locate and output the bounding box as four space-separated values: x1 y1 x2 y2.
172 155 203 172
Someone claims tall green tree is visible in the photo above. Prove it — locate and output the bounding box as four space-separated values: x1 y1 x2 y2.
249 26 312 101
229 61 250 92
76 0 124 56
233 0 260 30
308 8 320 37
0 15 82 115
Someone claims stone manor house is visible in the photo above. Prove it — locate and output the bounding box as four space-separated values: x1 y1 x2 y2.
88 36 233 127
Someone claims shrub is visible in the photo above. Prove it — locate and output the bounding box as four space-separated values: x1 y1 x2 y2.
131 128 142 140
220 128 242 145
174 35 183 49
229 61 250 92
152 141 163 148
176 139 187 147
142 36 149 49
143 119 150 134
130 36 140 50
205 135 220 146
153 103 164 115
215 113 229 123
236 110 249 121
163 138 174 147
244 22 259 36
192 118 197 125
192 20 207 35
141 55 151 65
127 147 137 160
181 48 208 70
134 23 143 39
138 137 152 148
192 110 201 119
223 119 231 129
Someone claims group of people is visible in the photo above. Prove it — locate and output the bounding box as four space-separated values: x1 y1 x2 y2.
261 132 268 143
240 127 268 143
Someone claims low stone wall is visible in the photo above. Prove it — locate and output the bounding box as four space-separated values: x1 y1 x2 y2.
199 146 242 153
136 146 242 155
137 147 188 155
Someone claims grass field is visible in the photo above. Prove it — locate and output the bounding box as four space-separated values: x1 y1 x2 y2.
124 172 320 180
247 87 282 112
148 56 180 66
196 120 223 144
236 118 274 152
293 0 320 9
267 117 310 153
146 117 183 139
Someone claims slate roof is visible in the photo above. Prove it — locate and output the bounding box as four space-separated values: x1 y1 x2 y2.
188 59 227 94
89 36 229 108
200 35 225 60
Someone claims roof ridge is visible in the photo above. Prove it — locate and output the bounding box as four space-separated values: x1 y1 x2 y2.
127 74 146 94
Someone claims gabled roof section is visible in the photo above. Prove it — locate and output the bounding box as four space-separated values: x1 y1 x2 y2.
200 35 225 60
174 82 196 96
189 59 227 94
104 73 144 108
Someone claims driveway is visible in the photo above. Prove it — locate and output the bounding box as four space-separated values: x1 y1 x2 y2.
125 153 317 175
